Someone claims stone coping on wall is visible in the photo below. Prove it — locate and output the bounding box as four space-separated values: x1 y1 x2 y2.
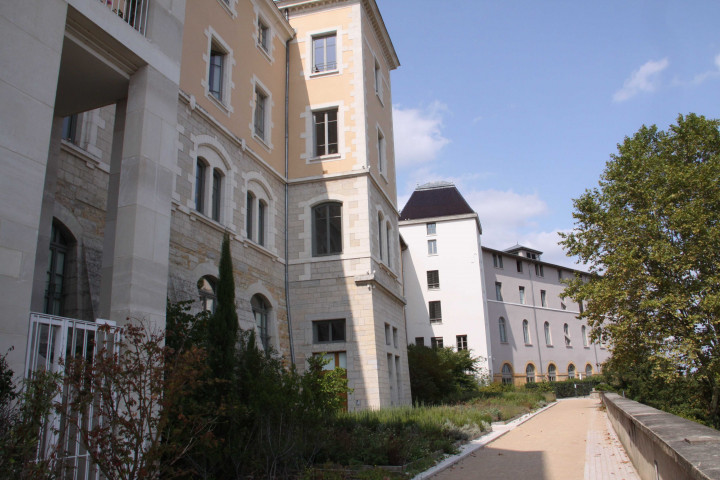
602 393 720 480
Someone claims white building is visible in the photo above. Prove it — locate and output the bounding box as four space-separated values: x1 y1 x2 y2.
400 182 610 385
399 182 492 377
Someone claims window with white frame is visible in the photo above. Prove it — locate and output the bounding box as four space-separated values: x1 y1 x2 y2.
257 18 269 52
456 335 467 351
544 321 552 346
377 128 386 175
426 270 439 289
585 364 593 377
568 363 576 379
312 202 342 256
540 289 547 307
208 41 227 102
519 286 525 304
517 259 523 273
245 187 269 246
313 319 346 343
522 319 531 344
195 159 207 214
495 282 503 301
254 86 268 141
534 263 544 277
499 317 508 343
386 222 392 266
564 323 571 346
548 363 557 382
492 253 503 268
429 301 442 323
198 276 217 313
384 323 391 345
377 213 384 261
312 33 337 73
582 325 588 347
430 337 443 349
313 108 338 157
427 239 437 255
426 222 436 235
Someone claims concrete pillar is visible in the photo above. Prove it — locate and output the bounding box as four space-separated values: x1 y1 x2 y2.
100 66 178 329
0 0 67 375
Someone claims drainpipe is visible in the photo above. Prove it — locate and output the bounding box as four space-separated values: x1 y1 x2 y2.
284 10 295 365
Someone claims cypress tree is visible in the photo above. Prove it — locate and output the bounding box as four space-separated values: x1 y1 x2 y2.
208 232 238 385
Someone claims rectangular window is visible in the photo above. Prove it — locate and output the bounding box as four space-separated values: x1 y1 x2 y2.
429 301 442 323
557 268 563 282
377 129 386 175
195 161 206 214
258 19 269 51
313 202 342 256
392 327 398 348
317 351 347 370
209 45 225 101
519 286 525 304
431 337 443 349
535 264 544 277
426 270 439 289
254 88 267 140
456 335 468 351
313 108 338 157
246 192 254 239
313 319 346 343
426 222 436 235
517 259 523 273
62 114 78 143
374 58 382 96
427 239 437 255
312 33 337 73
493 253 503 268
258 201 266 246
386 223 392 266
385 323 391 346
415 337 424 347
579 301 584 314
541 290 547 307
495 282 503 301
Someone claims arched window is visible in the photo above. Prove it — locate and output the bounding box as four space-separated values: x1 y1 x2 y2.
377 212 384 261
544 321 552 346
312 202 342 256
582 325 588 347
195 159 208 214
252 294 271 350
568 363 576 379
197 276 217 313
501 363 513 385
212 169 222 221
386 221 392 266
246 192 255 239
45 222 71 315
522 319 531 344
258 200 267 246
499 317 508 343
564 323 571 346
585 364 593 378
526 364 536 383
547 363 557 382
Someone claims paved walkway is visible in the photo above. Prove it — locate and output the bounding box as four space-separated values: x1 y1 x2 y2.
425 397 639 480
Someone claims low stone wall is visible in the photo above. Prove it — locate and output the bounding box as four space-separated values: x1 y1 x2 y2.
602 393 720 480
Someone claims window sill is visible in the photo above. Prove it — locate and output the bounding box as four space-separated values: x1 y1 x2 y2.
309 153 342 163
190 210 227 232
252 132 272 152
375 90 384 106
216 0 237 17
310 69 339 78
429 320 442 325
206 92 231 115
257 43 272 62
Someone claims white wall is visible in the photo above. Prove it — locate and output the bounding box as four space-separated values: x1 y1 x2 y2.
401 215 491 377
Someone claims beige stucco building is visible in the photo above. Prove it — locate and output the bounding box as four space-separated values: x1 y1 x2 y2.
0 0 410 411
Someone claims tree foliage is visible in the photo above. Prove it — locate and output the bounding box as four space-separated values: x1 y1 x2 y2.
561 113 720 427
407 345 481 405
207 232 238 386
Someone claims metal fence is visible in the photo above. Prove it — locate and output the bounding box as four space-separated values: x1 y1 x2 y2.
26 313 120 480
99 0 149 36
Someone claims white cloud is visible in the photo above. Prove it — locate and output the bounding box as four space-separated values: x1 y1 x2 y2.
392 102 450 167
613 58 669 102
690 53 720 85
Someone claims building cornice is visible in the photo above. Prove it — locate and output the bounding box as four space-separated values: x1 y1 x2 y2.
482 245 590 276
399 212 482 234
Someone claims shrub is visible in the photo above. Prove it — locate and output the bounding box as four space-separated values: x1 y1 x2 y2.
407 344 481 405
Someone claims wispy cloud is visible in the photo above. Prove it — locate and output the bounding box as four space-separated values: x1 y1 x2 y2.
613 58 669 102
690 53 720 85
392 102 450 167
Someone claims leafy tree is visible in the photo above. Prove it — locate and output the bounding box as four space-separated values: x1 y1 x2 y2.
407 344 480 405
561 113 720 427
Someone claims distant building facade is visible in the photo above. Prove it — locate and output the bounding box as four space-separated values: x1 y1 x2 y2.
399 183 610 384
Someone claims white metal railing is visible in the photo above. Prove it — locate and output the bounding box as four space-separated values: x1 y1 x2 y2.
99 0 149 36
26 313 120 480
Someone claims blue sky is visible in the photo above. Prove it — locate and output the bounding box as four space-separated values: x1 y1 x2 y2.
380 1 720 268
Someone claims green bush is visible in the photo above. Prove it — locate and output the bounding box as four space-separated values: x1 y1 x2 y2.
552 378 600 398
407 344 481 405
